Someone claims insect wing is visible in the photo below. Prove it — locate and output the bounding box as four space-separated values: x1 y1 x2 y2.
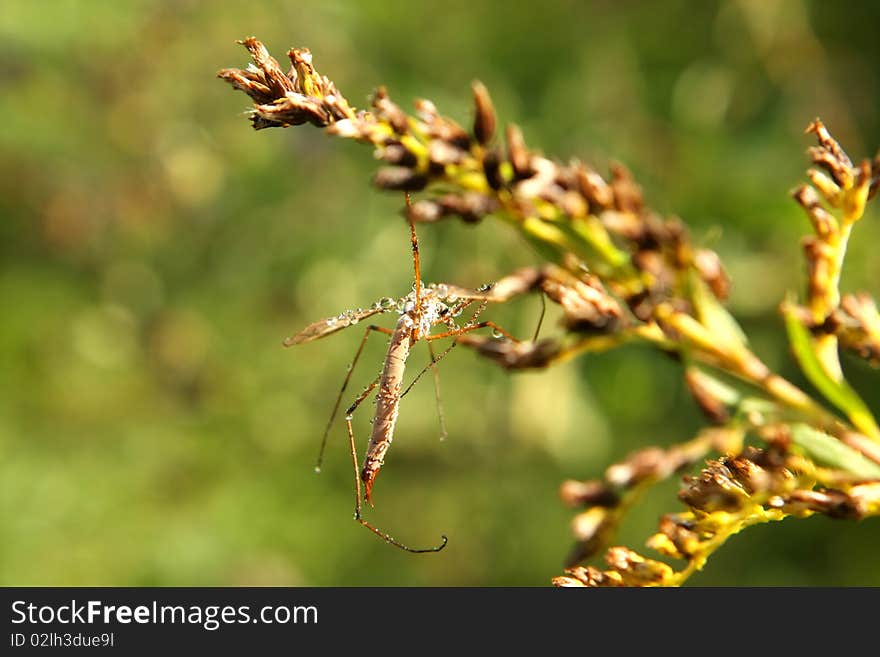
283 306 385 346
440 283 497 302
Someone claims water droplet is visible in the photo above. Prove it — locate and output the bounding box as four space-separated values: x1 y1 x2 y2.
435 284 448 298
314 466 322 473
350 316 359 325
492 328 505 339
447 294 458 303
326 317 337 327
396 298 407 312
345 413 353 421
380 296 396 310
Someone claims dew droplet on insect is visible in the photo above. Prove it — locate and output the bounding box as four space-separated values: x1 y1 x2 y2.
326 317 337 327
350 316 359 325
435 283 448 298
380 296 396 310
492 328 505 339
345 413 353 421
314 466 322 473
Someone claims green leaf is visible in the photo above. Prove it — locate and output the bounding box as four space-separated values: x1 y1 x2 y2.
783 301 880 439
791 424 880 479
690 274 747 349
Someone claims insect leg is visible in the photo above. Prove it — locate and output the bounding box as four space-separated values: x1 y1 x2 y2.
345 395 448 554
427 321 519 343
314 324 394 473
427 341 448 441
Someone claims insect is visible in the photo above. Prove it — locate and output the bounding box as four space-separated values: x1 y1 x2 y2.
284 193 521 552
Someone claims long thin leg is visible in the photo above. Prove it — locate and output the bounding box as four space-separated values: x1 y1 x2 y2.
427 321 519 343
427 341 448 441
405 192 421 315
401 341 458 400
533 293 547 342
345 387 448 553
314 324 394 473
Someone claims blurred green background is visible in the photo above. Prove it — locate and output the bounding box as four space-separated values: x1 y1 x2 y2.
2 0 879 586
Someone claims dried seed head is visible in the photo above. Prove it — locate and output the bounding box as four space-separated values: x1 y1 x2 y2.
471 80 497 146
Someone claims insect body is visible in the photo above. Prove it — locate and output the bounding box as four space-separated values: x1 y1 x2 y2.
284 196 516 552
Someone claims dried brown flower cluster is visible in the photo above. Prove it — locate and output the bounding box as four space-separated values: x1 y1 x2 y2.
555 439 880 587
220 39 880 585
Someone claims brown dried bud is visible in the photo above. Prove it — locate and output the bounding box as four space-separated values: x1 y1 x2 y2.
376 142 418 167
605 547 673 586
540 269 624 334
483 147 505 191
806 119 853 171
679 460 748 512
808 145 853 190
781 489 860 520
371 87 408 134
653 514 701 560
559 480 620 508
408 199 444 223
693 248 730 301
457 335 560 370
792 184 837 237
373 167 428 191
606 448 666 488
609 162 644 213
574 163 614 211
834 293 880 365
553 566 623 588
471 81 496 146
240 37 295 98
428 139 465 166
806 169 841 205
505 123 531 180
870 152 880 200
684 367 730 424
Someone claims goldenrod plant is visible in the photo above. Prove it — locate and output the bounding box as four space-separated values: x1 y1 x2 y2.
219 38 880 586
